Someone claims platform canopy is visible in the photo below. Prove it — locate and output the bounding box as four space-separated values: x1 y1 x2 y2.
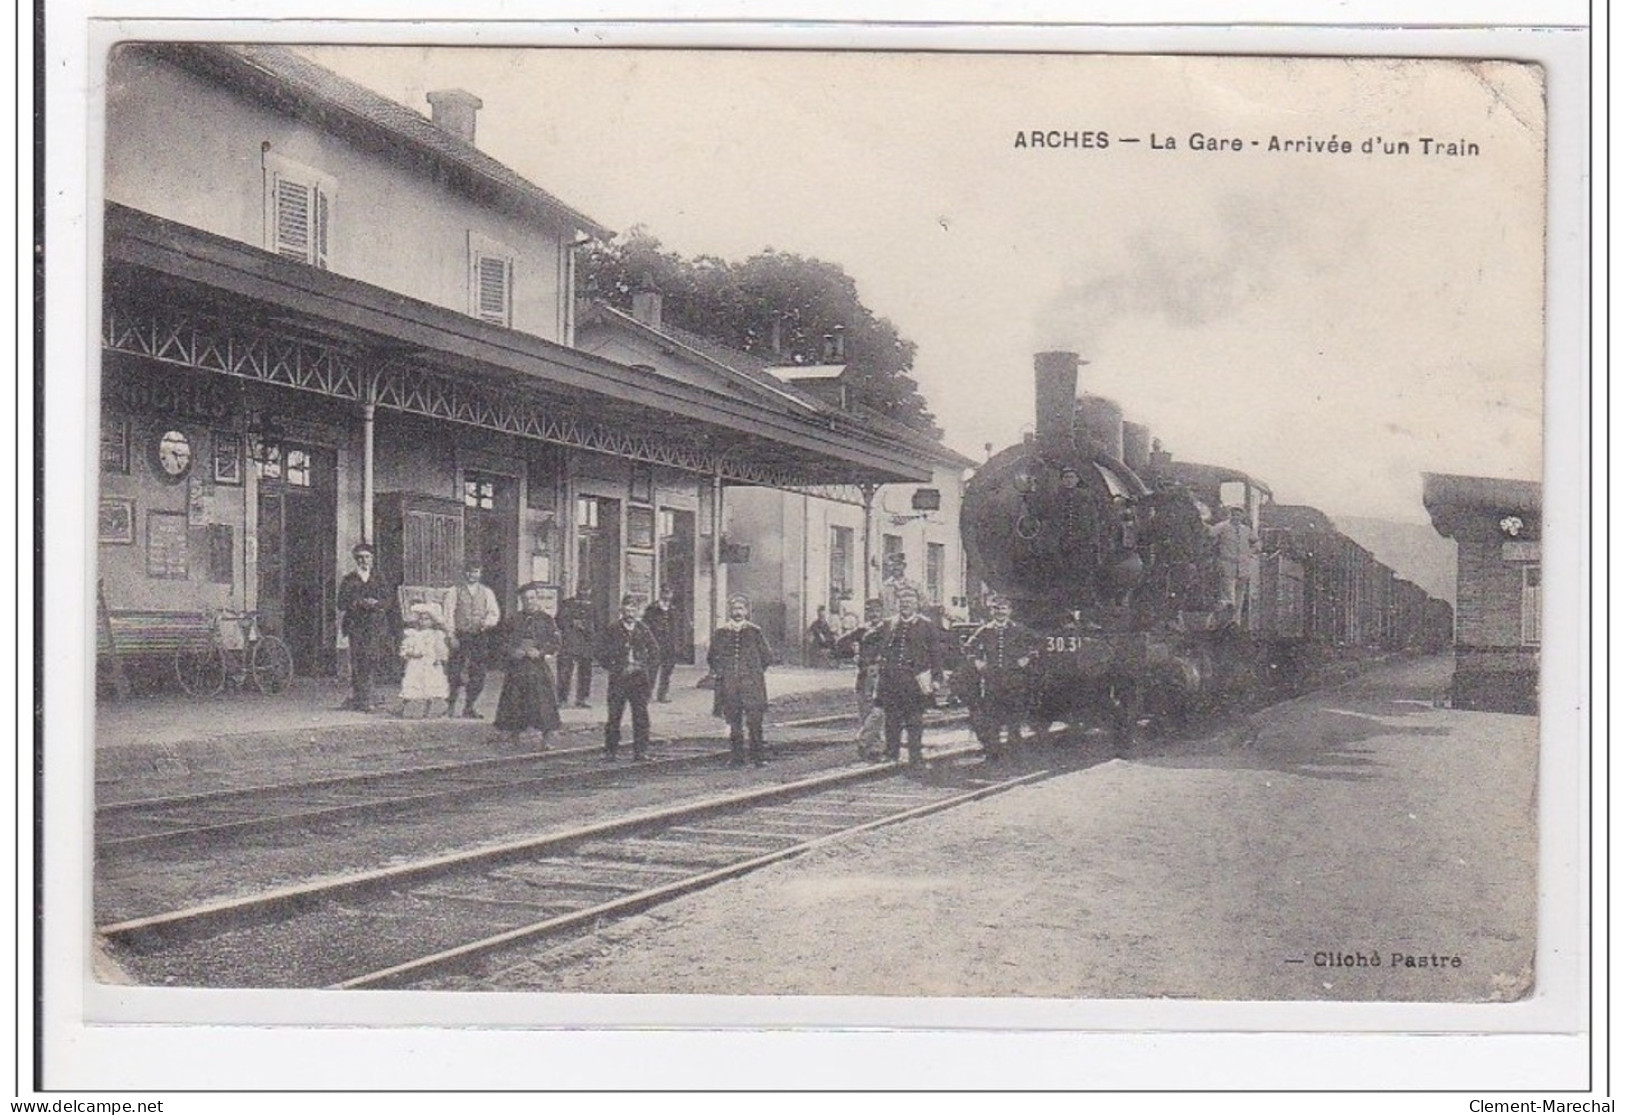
102 203 933 492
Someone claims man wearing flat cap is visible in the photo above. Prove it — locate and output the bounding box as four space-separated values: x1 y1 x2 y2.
962 593 1036 761
875 583 944 765
337 542 393 712
594 594 662 761
708 594 777 767
442 559 501 719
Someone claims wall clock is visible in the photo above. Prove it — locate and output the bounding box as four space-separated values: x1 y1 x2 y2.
153 429 194 481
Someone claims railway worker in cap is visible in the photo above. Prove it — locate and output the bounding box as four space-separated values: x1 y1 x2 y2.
879 552 923 618
594 594 663 761
708 594 777 767
641 586 681 703
337 542 394 712
441 559 501 719
555 586 599 708
493 582 563 748
962 594 1036 761
834 598 889 758
875 584 944 765
1208 505 1261 625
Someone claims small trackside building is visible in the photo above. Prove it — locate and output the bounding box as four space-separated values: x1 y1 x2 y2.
1423 472 1542 714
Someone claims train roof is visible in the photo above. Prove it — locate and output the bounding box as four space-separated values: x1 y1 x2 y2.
1162 461 1274 500
1260 503 1338 533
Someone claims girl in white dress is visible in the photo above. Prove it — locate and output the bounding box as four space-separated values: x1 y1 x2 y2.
399 602 452 718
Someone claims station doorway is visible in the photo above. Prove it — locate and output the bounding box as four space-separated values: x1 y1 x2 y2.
255 443 337 676
576 495 623 629
461 470 519 615
658 507 697 664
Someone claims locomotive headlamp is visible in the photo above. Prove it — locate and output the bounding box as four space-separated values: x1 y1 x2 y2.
1013 472 1035 495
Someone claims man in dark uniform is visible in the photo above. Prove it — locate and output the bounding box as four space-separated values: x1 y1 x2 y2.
874 584 944 765
835 597 889 760
708 594 776 767
594 594 662 761
336 542 392 712
642 586 680 702
555 587 598 708
963 593 1036 760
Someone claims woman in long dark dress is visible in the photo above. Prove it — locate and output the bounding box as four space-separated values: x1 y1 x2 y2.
494 582 563 747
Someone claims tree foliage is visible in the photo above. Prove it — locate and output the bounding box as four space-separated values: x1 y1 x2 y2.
582 228 941 439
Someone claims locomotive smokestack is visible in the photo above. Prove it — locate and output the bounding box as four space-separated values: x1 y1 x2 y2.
1122 422 1151 473
1034 351 1083 445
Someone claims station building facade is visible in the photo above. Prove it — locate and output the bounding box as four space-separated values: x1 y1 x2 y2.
1423 472 1542 714
97 43 927 677
575 296 972 662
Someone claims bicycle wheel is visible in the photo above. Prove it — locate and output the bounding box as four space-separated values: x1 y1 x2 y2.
175 646 226 697
249 635 295 695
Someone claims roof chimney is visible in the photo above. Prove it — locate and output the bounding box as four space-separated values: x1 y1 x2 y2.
631 291 663 331
831 324 845 361
426 89 483 144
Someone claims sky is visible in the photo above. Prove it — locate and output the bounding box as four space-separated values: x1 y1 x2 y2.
301 46 1546 527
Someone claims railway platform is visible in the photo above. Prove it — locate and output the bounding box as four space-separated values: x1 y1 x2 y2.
93 662 863 797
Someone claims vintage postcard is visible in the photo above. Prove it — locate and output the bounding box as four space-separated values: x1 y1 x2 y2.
44 13 1589 1093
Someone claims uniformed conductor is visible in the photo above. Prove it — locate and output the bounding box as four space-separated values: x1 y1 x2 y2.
708 594 776 767
963 593 1036 760
594 594 662 761
874 584 944 764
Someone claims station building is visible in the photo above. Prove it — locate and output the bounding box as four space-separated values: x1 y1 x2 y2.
97 43 928 678
575 296 973 661
1423 472 1542 714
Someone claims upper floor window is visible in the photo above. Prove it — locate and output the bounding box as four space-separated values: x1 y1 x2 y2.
469 232 515 327
263 153 334 270
926 542 946 604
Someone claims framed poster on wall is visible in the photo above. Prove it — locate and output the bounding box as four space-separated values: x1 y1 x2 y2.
145 510 189 579
624 552 655 604
98 496 135 545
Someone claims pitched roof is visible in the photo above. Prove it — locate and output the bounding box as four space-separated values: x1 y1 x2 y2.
581 300 974 472
150 42 613 241
1422 472 1542 514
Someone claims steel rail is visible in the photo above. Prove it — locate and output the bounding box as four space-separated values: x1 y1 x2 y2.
96 738 981 947
334 764 1052 990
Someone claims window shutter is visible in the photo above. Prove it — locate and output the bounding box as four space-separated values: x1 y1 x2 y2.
313 187 330 270
273 177 313 261
475 254 511 325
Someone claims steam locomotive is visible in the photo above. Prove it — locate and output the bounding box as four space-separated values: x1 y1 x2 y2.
957 351 1452 748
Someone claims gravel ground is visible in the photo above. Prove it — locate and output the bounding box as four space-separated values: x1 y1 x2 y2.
448 655 1538 1002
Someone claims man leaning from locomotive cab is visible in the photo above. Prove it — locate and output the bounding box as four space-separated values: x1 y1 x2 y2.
874 584 944 765
962 593 1036 761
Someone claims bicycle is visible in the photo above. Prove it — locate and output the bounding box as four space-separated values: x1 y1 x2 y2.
174 609 295 697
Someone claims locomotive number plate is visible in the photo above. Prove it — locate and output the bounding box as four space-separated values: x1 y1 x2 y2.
1044 635 1090 653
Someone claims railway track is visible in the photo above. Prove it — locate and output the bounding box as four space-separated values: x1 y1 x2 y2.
99 738 1044 991
96 710 966 855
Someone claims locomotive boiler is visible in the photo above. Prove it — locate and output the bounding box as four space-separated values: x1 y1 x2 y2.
961 352 1332 747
